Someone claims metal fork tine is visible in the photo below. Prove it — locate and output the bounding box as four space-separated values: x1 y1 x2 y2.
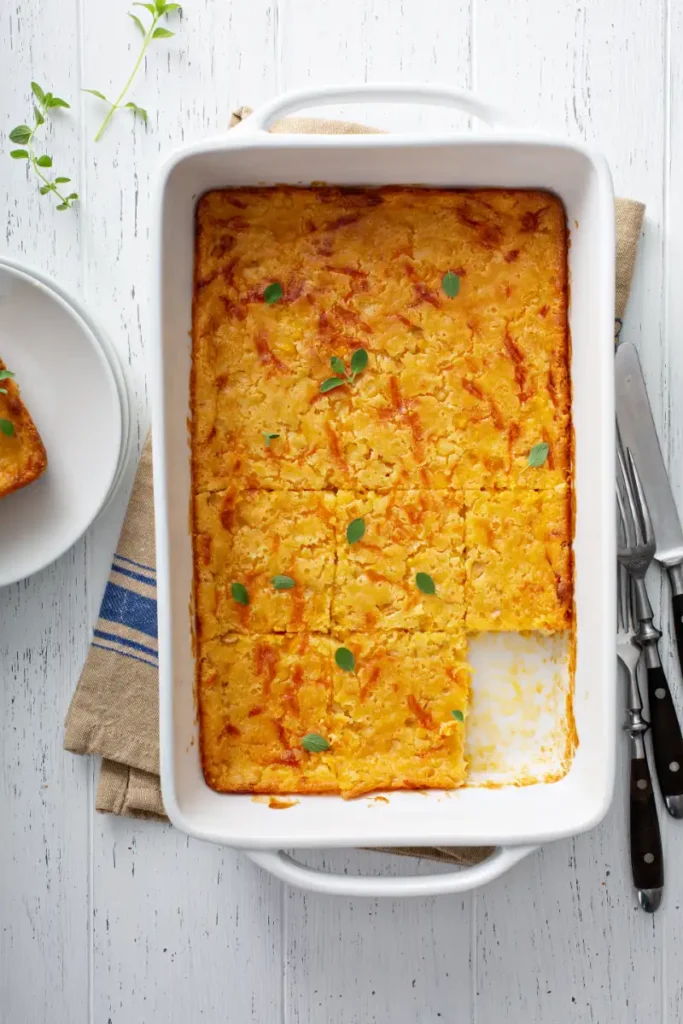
626 448 656 548
616 481 631 553
617 565 625 632
618 446 644 547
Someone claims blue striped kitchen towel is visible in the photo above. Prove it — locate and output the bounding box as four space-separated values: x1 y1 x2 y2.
64 436 166 819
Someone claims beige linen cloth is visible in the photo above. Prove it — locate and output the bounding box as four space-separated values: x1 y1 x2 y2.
65 108 645 868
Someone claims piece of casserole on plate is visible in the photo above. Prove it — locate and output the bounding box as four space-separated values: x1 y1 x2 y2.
0 358 47 499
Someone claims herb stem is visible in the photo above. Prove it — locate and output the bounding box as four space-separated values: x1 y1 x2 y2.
93 17 158 142
27 130 70 206
26 108 70 206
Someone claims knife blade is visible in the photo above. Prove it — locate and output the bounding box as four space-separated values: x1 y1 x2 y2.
615 342 683 571
617 342 683 815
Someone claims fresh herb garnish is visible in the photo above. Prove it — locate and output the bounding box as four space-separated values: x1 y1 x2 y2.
84 1 181 142
451 709 464 722
0 369 15 396
528 442 549 467
320 349 369 393
262 431 280 447
272 575 295 590
263 282 283 304
320 377 348 393
230 582 249 606
0 420 15 438
9 84 78 210
302 733 331 753
442 271 461 298
346 518 365 544
415 572 436 595
335 646 355 672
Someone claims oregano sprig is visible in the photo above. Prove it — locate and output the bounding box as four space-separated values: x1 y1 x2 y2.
8 83 78 211
320 349 369 393
84 0 182 142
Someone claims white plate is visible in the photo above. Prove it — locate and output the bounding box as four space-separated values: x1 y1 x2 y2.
0 263 122 586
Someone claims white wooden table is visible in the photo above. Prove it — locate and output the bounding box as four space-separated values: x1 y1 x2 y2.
1 0 680 1020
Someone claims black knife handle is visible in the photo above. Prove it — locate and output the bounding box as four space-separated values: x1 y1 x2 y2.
647 663 683 812
630 752 664 899
671 590 683 685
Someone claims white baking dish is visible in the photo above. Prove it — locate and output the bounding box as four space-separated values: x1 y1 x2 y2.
151 84 616 897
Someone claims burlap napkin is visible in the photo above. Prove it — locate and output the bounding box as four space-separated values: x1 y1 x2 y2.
65 108 645 867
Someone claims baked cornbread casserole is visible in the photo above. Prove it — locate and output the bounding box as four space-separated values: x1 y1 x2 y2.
192 186 572 799
0 358 47 499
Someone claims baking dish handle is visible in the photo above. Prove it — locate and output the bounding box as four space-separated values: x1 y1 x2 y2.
245 845 536 898
234 83 516 134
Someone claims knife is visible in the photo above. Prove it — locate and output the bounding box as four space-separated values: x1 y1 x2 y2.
616 341 683 817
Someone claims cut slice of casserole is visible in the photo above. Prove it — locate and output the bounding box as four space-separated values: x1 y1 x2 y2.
0 359 47 499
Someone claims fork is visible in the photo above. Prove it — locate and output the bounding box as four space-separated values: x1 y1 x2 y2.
617 446 683 817
617 564 663 912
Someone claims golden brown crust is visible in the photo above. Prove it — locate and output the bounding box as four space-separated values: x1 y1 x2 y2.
0 359 47 499
191 186 573 797
199 631 469 798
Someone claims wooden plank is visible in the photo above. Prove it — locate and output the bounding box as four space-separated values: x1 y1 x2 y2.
92 818 283 1021
0 1 90 1022
284 850 475 1024
279 0 473 133
662 2 683 1020
473 1 666 1020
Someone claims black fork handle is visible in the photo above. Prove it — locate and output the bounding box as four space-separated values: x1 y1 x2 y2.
646 662 683 816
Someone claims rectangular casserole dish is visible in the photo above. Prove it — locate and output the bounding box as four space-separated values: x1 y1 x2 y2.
151 84 616 856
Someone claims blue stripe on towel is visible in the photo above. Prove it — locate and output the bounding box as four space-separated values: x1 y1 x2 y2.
115 554 156 574
111 563 157 587
92 642 157 669
94 628 159 661
99 582 158 639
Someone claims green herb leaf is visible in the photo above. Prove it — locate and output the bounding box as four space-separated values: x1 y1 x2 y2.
320 377 347 393
451 709 464 722
10 149 28 159
263 282 283 304
39 185 54 195
335 647 355 672
83 89 110 102
0 371 15 382
34 106 45 127
36 155 52 167
346 517 365 544
350 348 368 374
302 733 331 753
66 193 79 201
31 82 45 104
56 203 68 211
528 442 549 468
330 355 346 375
442 271 461 298
152 26 174 37
0 420 15 437
54 176 71 183
128 12 147 35
154 0 166 9
262 431 280 447
160 2 181 11
272 575 295 590
415 572 436 595
9 125 32 144
48 96 70 109
133 1 157 12
230 582 249 606
125 101 148 122
43 92 53 106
